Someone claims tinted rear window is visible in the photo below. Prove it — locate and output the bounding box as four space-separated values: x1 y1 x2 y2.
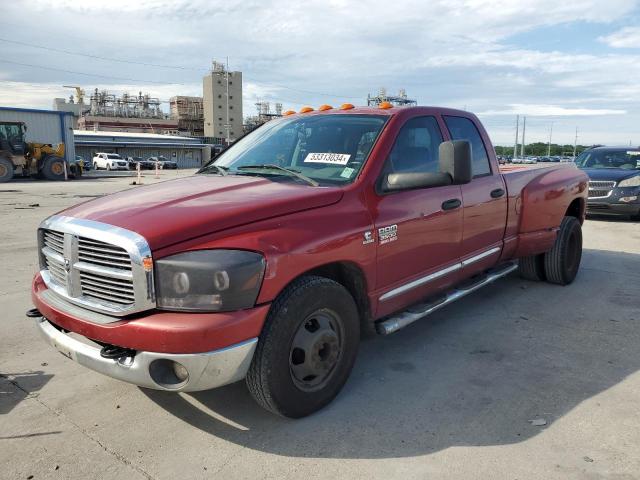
443 116 491 176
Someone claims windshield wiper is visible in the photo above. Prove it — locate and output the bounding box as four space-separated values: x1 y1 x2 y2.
201 164 228 176
237 164 319 186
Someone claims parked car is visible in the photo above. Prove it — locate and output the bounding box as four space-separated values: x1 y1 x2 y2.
127 156 154 170
149 155 178 170
576 146 640 219
30 105 588 418
92 152 128 170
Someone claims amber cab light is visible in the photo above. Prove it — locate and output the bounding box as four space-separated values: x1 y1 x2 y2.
318 104 333 111
283 110 296 116
379 101 393 109
299 106 314 113
340 103 355 110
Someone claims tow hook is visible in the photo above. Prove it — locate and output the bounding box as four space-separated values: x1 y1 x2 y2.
100 344 136 360
26 308 42 318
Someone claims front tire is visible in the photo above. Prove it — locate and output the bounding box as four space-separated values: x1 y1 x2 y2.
246 276 360 418
41 155 65 181
544 216 582 285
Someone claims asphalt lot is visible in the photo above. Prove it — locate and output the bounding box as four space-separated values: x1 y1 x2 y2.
1 172 639 479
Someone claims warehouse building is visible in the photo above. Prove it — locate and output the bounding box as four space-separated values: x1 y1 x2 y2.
74 130 210 168
0 106 75 163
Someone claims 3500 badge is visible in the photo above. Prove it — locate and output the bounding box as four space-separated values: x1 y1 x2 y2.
378 225 398 245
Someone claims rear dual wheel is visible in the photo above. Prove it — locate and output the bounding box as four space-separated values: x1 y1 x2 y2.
246 276 360 418
518 216 582 285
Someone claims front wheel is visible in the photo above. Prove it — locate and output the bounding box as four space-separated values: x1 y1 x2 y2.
41 156 65 181
544 216 582 285
246 276 360 418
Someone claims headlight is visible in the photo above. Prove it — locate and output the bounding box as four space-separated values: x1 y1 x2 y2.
618 175 640 187
155 250 265 312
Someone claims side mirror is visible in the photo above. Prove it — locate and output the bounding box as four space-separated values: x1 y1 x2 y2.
383 171 453 192
439 140 472 184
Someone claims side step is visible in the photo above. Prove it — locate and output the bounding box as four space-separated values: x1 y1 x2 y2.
376 262 518 335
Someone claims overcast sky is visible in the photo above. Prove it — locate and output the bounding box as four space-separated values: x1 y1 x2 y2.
1 0 639 146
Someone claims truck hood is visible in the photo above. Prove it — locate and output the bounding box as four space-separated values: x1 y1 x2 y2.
60 174 344 249
580 168 640 182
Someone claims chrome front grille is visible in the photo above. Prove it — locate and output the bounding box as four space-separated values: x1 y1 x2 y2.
77 237 135 306
38 215 155 319
42 230 67 286
588 180 616 199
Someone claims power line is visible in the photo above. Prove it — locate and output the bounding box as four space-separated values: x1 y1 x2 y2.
0 37 206 72
0 36 360 99
0 58 186 85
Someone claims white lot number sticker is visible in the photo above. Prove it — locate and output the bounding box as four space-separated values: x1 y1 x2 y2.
627 151 640 155
304 152 351 165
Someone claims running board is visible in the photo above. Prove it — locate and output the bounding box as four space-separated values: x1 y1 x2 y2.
376 262 518 335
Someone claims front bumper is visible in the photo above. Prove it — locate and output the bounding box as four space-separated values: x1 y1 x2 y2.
32 273 269 353
36 316 257 391
587 187 640 216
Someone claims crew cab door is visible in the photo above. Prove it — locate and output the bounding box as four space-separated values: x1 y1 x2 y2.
373 115 463 317
443 115 508 275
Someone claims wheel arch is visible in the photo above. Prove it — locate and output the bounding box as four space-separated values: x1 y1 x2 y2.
566 197 585 224
271 261 374 336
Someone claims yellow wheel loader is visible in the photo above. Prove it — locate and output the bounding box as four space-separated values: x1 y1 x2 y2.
0 121 81 183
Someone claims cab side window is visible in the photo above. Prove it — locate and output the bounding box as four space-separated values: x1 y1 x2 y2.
443 116 491 176
386 116 443 174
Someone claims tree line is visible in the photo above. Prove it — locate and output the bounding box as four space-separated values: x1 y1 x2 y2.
494 142 589 157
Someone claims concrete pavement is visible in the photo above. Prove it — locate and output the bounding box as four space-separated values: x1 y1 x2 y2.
1 172 639 479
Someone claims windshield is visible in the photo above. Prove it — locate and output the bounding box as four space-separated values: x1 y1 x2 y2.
200 114 387 186
575 149 640 170
106 154 122 159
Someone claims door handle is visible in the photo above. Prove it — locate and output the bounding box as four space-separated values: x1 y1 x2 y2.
441 198 462 211
490 188 505 198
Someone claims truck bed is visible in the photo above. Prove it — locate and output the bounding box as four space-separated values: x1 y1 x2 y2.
499 162 588 259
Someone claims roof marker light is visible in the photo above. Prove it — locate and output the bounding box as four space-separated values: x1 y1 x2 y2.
379 101 393 109
300 106 314 113
340 103 355 110
318 104 333 111
283 110 296 116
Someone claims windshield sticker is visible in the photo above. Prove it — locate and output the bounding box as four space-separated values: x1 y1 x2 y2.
627 151 640 156
340 167 355 179
304 152 351 165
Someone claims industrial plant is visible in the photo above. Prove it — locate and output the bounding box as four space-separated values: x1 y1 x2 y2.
38 61 419 169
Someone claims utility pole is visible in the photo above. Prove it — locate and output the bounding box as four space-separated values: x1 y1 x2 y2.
513 115 519 159
521 116 526 158
573 127 578 160
225 56 230 146
547 122 553 157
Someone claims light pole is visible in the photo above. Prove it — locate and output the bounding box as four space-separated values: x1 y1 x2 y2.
513 115 519 159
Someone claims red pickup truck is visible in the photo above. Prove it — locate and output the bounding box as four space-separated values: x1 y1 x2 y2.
30 105 588 418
